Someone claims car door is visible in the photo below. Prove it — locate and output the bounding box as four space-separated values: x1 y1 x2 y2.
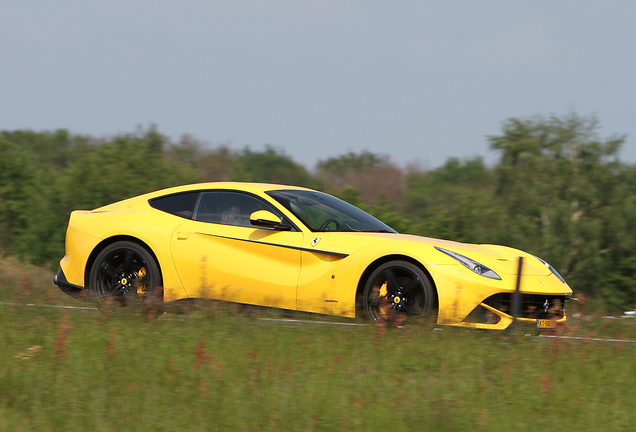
170 190 303 310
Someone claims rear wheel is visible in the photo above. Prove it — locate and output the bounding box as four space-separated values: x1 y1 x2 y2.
89 241 161 313
363 261 434 327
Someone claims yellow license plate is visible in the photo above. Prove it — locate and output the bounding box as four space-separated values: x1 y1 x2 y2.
537 319 556 329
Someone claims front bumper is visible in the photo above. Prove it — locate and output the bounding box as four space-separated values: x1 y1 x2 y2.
458 292 569 330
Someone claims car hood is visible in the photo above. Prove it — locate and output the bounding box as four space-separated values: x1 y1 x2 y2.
317 232 553 277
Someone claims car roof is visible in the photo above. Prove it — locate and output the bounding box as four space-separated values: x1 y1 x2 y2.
93 182 314 211
149 182 312 197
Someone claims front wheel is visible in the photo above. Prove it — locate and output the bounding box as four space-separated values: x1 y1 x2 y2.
363 261 435 327
89 241 162 313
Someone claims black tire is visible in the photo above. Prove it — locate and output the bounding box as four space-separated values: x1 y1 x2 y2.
89 241 162 313
363 260 434 327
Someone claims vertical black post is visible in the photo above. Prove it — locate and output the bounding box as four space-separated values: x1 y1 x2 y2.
510 256 523 329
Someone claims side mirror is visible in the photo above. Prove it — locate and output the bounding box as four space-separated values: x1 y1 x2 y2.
250 210 291 231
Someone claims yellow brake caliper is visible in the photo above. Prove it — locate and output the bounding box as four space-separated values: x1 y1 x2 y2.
378 281 389 319
137 267 148 297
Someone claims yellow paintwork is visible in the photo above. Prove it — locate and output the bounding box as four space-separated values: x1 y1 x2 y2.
58 182 573 328
170 221 302 308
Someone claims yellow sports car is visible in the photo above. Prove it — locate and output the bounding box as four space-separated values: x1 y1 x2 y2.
54 182 572 329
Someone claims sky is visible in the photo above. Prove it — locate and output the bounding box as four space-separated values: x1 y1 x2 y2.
1 1 635 171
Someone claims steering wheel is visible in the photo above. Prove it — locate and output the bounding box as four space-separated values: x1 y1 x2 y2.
319 218 340 231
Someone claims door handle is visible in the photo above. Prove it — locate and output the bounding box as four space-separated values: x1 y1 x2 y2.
176 232 189 240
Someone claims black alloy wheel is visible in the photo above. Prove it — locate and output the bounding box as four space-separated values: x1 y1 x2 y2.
363 260 434 327
89 241 161 313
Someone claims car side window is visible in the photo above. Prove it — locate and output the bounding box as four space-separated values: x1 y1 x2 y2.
149 192 200 219
193 191 280 228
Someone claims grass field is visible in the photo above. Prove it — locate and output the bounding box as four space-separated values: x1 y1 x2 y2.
2 259 636 431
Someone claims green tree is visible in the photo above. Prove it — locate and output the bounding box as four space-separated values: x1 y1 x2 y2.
0 130 82 266
0 127 201 267
0 137 36 251
317 151 405 204
489 112 631 310
402 157 500 242
229 146 315 187
167 137 238 181
64 128 201 210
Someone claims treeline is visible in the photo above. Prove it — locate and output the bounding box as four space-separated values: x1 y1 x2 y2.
1 113 635 311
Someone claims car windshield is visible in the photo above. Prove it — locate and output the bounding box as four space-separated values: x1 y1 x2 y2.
267 190 397 233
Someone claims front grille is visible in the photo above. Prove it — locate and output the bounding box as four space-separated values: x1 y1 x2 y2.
483 293 566 319
463 293 566 324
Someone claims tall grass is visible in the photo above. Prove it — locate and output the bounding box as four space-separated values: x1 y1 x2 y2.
2 260 635 431
2 301 636 431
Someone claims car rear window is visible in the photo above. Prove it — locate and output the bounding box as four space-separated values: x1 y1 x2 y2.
149 192 200 219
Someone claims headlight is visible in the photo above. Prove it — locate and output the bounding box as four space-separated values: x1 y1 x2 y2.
533 255 566 283
435 247 501 280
